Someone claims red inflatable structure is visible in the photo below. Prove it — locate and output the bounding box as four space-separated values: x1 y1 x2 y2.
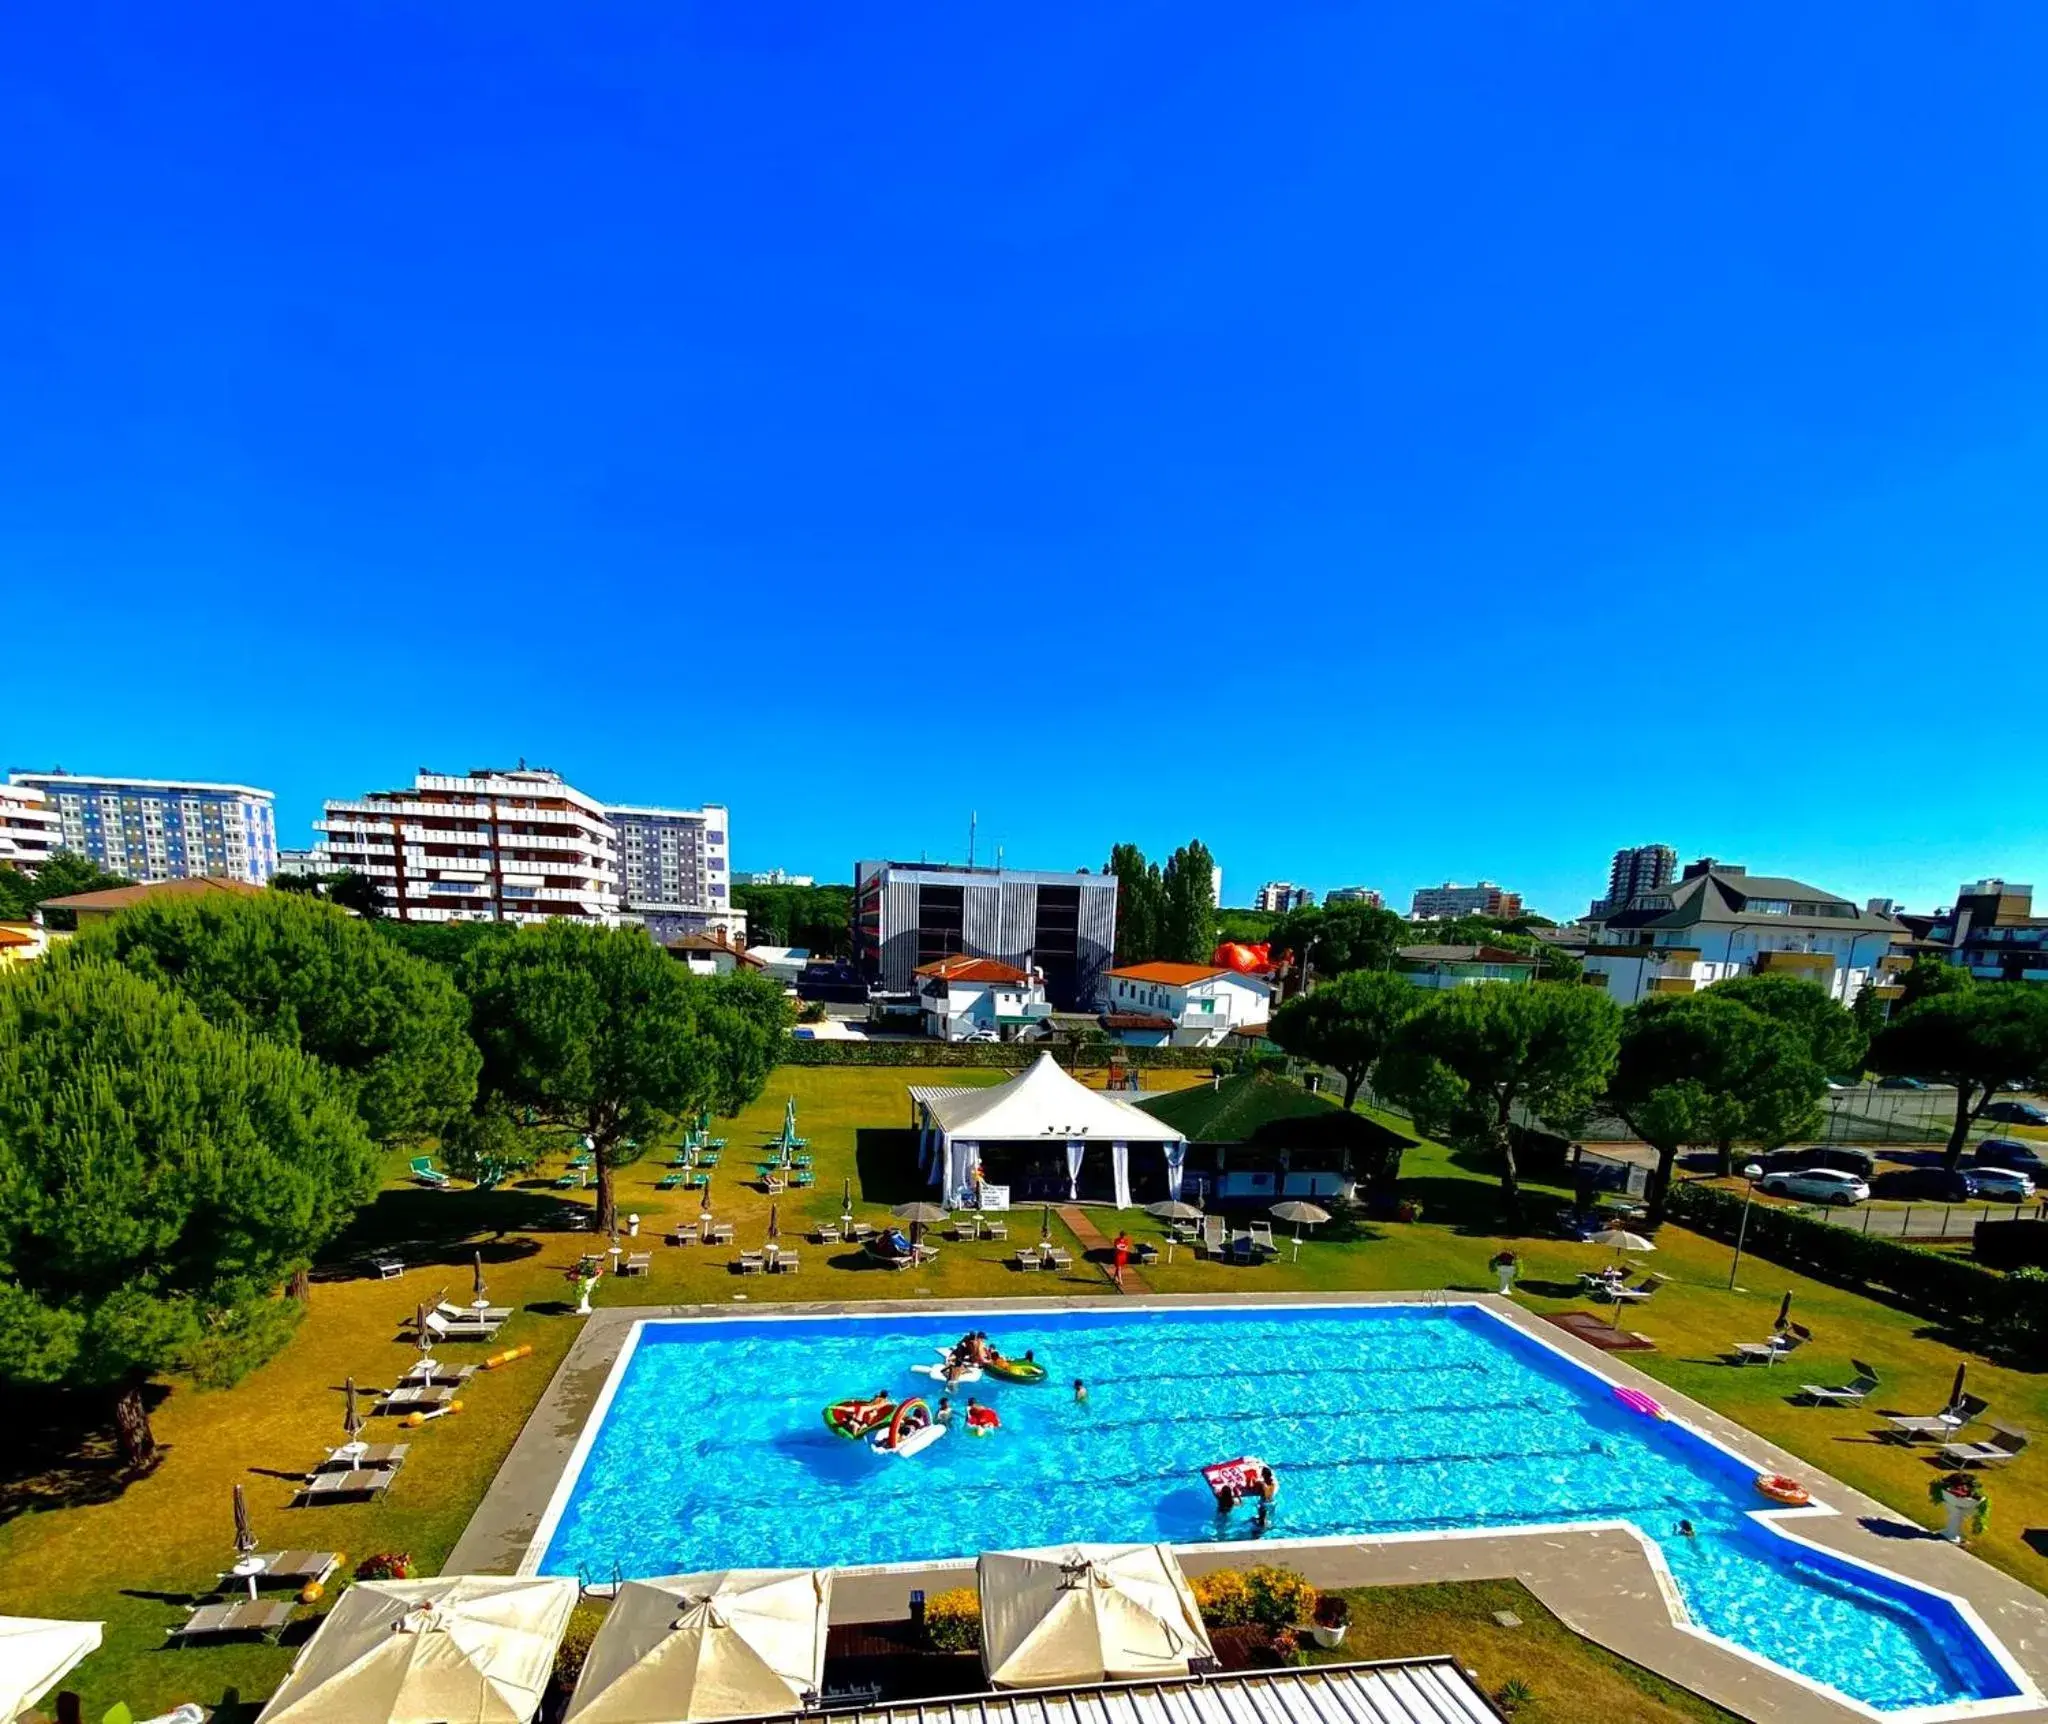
1212 941 1274 974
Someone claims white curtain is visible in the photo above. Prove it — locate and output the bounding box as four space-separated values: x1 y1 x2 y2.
1165 1139 1187 1204
1111 1140 1131 1211
949 1139 980 1206
1065 1140 1086 1202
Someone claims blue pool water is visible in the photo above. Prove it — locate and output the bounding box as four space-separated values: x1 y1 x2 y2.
539 1305 2021 1714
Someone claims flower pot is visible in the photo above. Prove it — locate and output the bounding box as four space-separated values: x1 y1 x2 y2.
1310 1623 1347 1649
1494 1266 1516 1295
1939 1489 1978 1543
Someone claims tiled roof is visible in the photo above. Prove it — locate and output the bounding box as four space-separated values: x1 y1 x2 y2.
915 956 1029 983
1101 1012 1175 1030
1105 961 1231 985
40 877 265 911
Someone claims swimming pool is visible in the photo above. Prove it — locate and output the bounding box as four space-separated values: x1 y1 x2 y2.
533 1303 2029 1718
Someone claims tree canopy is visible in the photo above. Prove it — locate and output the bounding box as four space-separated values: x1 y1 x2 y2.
730 883 851 955
1377 982 1621 1211
0 854 133 928
457 921 759 1232
1707 974 1866 1080
1105 840 1218 964
689 966 795 1113
1269 969 1419 1109
1263 900 1409 982
0 957 378 1463
1608 994 1822 1218
74 891 479 1145
1870 989 2048 1167
1896 955 1974 1011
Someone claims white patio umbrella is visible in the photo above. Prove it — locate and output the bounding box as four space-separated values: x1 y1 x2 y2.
1269 1199 1331 1261
1144 1199 1203 1262
564 1570 832 1724
977 1544 1214 1689
255 1575 578 1724
1588 1228 1656 1330
0 1616 101 1722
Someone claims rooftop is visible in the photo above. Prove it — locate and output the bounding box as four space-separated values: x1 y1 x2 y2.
40 878 266 912
1104 962 1235 986
1397 944 1536 965
1599 866 1904 935
916 956 1032 984
9 770 274 799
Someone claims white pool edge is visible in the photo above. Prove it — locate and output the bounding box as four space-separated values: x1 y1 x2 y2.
515 1295 2042 1722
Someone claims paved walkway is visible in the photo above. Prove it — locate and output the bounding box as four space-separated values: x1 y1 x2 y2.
1056 1204 1151 1293
450 1291 2048 1724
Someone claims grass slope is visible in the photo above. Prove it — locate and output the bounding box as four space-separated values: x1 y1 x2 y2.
1136 1071 1347 1140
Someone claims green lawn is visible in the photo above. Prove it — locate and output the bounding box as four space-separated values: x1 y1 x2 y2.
2 1062 2043 1721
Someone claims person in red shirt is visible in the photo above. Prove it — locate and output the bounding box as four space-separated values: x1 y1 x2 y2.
1111 1230 1132 1289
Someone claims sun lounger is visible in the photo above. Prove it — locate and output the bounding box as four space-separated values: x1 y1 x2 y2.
1733 1323 1811 1365
380 1385 454 1413
371 1255 405 1279
850 1222 876 1242
1013 1248 1044 1272
953 1216 981 1241
172 1599 293 1641
1608 1273 1671 1307
737 1252 765 1274
814 1224 841 1244
983 1217 1008 1240
408 1155 451 1188
1939 1425 2029 1468
436 1300 512 1324
1197 1216 1225 1256
294 1468 397 1504
1043 1246 1071 1270
667 1225 696 1244
401 1360 476 1388
655 1172 686 1191
227 1551 338 1590
622 1252 652 1276
711 1222 734 1244
775 1252 800 1274
1248 1221 1277 1254
320 1442 409 1470
421 1310 498 1343
1799 1362 1880 1406
553 1167 587 1189
1884 1394 1990 1443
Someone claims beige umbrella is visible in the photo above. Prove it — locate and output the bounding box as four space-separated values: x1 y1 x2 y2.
0 1616 102 1723
977 1544 1214 1688
1269 1199 1331 1261
564 1570 832 1724
255 1575 578 1724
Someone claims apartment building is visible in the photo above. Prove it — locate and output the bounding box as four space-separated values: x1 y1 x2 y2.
1254 881 1314 912
853 860 1117 1009
1591 843 1676 917
1410 880 1524 920
317 767 619 925
1901 880 2048 986
10 771 277 884
1581 860 1905 1007
610 803 738 943
0 782 62 872
1324 886 1384 908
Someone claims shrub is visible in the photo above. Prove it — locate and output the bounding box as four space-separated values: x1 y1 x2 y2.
553 1600 608 1689
355 1552 414 1580
178 1297 305 1390
924 1588 981 1652
1244 1565 1317 1629
1313 1594 1350 1628
1192 1569 1255 1626
1665 1181 2048 1355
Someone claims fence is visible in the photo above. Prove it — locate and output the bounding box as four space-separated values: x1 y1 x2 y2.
1800 1199 2036 1242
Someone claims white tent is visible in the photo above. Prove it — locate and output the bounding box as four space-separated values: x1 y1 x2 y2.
0 1617 101 1722
564 1570 832 1724
977 1544 1214 1689
912 1053 1187 1208
255 1575 578 1724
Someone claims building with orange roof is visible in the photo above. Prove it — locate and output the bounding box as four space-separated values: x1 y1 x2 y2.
1095 960 1271 1049
38 875 265 926
913 954 1052 1042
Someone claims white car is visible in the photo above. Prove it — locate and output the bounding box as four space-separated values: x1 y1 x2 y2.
1968 1166 2036 1202
1758 1168 1871 1206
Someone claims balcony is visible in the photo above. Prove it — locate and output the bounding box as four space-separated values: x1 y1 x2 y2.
1756 950 1836 974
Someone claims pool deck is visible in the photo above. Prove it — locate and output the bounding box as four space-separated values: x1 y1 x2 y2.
447 1290 2048 1724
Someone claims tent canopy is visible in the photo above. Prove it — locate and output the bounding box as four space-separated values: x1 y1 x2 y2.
565 1570 832 1724
255 1575 578 1724
919 1054 1184 1144
0 1617 101 1723
977 1544 1214 1689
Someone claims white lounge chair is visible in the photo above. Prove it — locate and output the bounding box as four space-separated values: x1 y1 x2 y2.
294 1468 397 1504
436 1299 512 1324
1198 1216 1225 1256
737 1251 765 1274
1799 1362 1880 1406
983 1217 1008 1239
172 1600 292 1641
1938 1424 2027 1468
1247 1220 1277 1254
421 1310 498 1344
1885 1394 1989 1444
622 1252 652 1276
1733 1323 1811 1365
775 1251 800 1274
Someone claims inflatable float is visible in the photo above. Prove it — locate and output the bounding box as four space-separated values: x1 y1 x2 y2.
984 1354 1047 1384
823 1393 896 1440
1755 1473 1812 1507
1613 1386 1668 1421
1202 1455 1269 1499
965 1403 1001 1437
913 1348 981 1384
872 1397 947 1458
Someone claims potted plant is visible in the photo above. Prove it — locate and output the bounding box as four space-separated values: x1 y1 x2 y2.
1489 1250 1518 1295
1310 1593 1350 1649
1931 1472 1990 1543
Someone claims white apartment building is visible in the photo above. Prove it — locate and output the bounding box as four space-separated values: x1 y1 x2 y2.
1582 861 1906 1008
1254 881 1313 912
316 767 619 925
0 782 62 872
611 803 739 943
9 771 277 884
1411 880 1524 919
915 955 1053 1042
1095 961 1272 1048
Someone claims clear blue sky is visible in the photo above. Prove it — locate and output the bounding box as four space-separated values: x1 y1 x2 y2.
6 4 2045 918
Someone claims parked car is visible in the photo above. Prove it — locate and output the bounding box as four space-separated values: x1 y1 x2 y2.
1981 1100 2048 1127
1973 1138 2048 1179
1875 1166 1980 1203
1757 1168 1870 1206
1967 1166 2036 1202
1877 1076 1929 1090
1761 1145 1877 1181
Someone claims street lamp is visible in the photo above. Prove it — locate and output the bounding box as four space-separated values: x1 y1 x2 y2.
1728 1162 1765 1291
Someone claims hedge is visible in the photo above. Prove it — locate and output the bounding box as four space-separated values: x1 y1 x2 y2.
1973 1219 2048 1273
1666 1181 2048 1354
781 1039 1228 1070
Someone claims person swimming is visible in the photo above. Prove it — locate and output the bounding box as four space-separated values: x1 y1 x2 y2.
935 1396 955 1427
1073 1378 1088 1403
1253 1466 1278 1524
1676 1519 1696 1539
